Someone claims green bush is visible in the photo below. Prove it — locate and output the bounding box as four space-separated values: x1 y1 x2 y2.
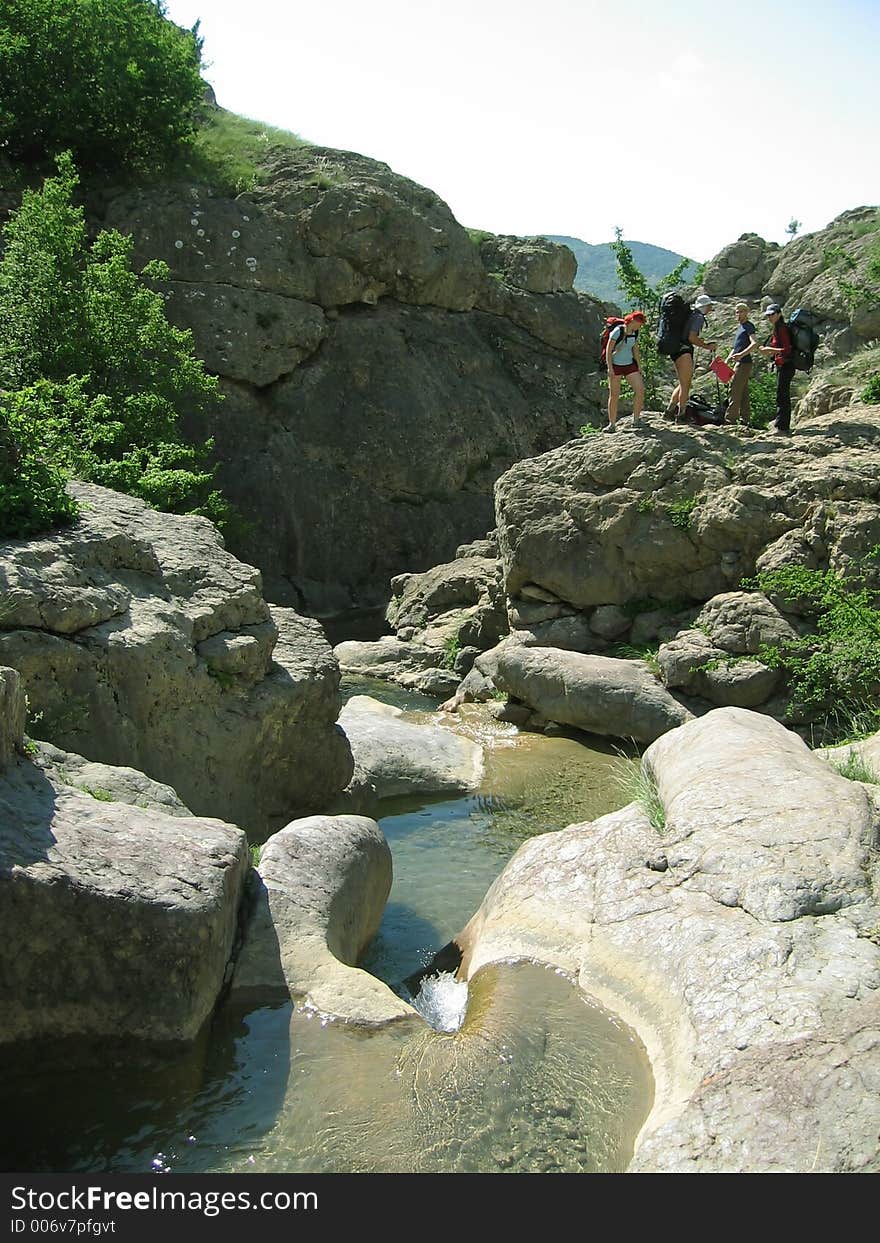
751 565 880 742
0 153 226 531
745 369 777 428
862 373 880 403
0 392 78 538
0 0 204 172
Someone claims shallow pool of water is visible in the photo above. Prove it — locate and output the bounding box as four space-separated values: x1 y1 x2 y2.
2 679 652 1174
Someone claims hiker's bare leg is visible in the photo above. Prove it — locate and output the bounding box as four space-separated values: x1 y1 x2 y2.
607 372 621 425
628 371 645 421
674 352 694 418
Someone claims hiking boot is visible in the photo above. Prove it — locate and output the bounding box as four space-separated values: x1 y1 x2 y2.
601 422 616 433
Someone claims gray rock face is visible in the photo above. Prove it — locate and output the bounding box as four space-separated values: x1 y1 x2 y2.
386 555 506 648
232 814 412 1024
702 233 781 298
0 483 352 833
95 146 605 613
764 207 880 334
334 636 461 699
456 708 880 1172
494 644 691 742
477 235 577 293
338 695 484 799
494 408 880 612
0 667 24 771
0 744 248 1047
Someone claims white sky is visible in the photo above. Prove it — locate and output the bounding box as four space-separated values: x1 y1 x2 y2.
162 0 879 261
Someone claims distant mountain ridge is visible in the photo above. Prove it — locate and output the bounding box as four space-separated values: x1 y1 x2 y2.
547 235 700 305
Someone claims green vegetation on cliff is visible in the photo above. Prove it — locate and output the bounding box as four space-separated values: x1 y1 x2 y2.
0 154 224 538
0 0 204 173
750 562 880 742
548 233 699 304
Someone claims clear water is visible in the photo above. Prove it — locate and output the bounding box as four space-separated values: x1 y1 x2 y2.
1 677 652 1174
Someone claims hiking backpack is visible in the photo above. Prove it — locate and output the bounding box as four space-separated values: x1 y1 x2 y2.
598 316 626 370
788 308 821 371
656 292 691 356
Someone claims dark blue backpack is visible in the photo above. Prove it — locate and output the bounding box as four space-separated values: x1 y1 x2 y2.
788 308 821 371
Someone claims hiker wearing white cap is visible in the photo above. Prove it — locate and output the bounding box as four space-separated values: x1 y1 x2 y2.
667 294 718 422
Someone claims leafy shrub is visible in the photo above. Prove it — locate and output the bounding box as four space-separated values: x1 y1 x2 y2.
667 495 699 529
0 0 204 172
862 373 880 403
751 565 880 742
745 369 777 428
0 154 226 529
0 392 78 538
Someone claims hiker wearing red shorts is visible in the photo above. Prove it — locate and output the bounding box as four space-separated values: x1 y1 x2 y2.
603 310 647 432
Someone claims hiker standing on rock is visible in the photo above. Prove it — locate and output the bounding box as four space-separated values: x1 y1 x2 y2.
724 303 758 426
603 310 646 433
666 294 717 421
758 303 794 434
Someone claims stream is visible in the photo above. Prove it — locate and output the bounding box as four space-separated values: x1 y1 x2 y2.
1 676 655 1174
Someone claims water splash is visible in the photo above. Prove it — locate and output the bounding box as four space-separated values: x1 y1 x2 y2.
410 972 469 1033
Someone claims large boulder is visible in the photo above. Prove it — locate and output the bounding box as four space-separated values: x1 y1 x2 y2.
231 814 412 1024
338 695 484 799
0 483 352 834
702 233 781 298
94 144 605 614
477 235 577 294
494 407 880 611
456 708 880 1172
0 737 248 1047
494 644 692 743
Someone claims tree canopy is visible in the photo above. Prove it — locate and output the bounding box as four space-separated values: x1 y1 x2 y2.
0 0 204 171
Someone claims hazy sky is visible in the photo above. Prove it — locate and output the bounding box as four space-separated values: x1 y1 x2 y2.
162 0 879 261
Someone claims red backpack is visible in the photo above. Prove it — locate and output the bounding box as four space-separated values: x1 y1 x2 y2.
598 316 626 371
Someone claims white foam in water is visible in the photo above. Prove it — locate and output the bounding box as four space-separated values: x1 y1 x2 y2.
411 971 469 1032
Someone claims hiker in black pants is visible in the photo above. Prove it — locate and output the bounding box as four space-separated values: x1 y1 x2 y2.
759 304 794 434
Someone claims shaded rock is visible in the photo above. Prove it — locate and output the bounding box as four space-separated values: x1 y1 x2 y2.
494 645 691 743
339 695 483 798
0 747 248 1046
514 615 602 652
0 484 352 833
159 282 327 386
98 152 605 613
0 667 24 770
231 814 412 1024
456 707 880 1172
589 604 630 640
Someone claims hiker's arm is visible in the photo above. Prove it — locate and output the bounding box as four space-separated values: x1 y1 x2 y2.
689 332 716 353
633 338 642 368
732 334 757 361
